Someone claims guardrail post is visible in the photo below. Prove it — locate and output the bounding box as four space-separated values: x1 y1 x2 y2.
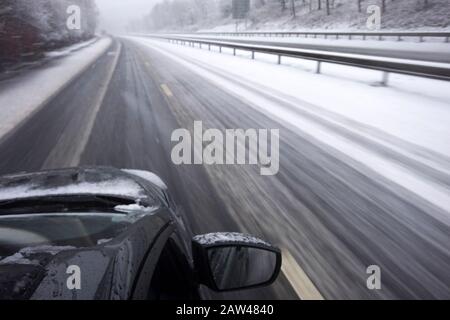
233 48 236 56
381 72 389 86
219 46 222 53
208 44 211 51
446 36 450 43
251 51 255 59
363 35 366 40
397 35 402 41
419 36 424 42
316 61 321 74
278 55 281 65
379 35 383 41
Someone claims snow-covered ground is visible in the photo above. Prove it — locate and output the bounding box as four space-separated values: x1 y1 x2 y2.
45 38 100 59
129 36 450 222
0 37 112 142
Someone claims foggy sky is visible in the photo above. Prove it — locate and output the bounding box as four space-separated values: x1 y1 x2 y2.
96 0 160 33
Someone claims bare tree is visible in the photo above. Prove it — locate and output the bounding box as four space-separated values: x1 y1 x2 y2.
291 0 296 17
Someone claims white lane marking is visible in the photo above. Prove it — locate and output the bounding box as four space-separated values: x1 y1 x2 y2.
161 84 173 97
281 249 324 300
70 42 122 166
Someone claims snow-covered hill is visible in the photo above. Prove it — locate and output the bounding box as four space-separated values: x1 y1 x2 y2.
138 0 450 33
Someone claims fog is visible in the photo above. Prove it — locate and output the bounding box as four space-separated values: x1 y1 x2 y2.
96 0 160 33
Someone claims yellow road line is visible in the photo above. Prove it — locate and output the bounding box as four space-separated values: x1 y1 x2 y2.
161 84 173 97
281 249 325 300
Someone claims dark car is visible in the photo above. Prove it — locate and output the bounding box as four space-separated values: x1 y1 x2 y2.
0 167 281 300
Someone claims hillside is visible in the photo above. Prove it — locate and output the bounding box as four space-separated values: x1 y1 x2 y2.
137 0 450 32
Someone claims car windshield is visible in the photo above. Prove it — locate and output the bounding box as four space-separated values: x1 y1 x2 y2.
0 213 131 259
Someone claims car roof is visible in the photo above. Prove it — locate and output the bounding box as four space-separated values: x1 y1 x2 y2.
0 167 149 202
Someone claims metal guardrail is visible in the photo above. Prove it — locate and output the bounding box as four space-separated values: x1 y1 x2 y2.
149 35 450 84
181 31 450 42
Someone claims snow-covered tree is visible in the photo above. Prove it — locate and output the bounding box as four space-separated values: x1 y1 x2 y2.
2 0 98 45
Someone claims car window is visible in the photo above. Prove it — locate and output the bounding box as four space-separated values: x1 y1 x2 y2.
0 213 131 259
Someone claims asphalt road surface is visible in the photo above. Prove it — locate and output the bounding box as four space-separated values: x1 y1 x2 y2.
0 37 448 300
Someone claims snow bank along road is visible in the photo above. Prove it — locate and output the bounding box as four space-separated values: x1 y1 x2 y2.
0 35 449 299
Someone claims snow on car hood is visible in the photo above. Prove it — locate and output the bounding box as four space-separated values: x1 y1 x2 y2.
193 232 271 246
122 169 167 189
114 203 159 214
0 179 146 201
0 171 145 201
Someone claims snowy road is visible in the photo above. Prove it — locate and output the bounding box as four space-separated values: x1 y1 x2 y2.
0 36 449 299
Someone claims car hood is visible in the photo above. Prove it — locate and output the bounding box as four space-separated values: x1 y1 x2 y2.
0 167 150 202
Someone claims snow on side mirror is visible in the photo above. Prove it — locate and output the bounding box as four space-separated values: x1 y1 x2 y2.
192 233 282 292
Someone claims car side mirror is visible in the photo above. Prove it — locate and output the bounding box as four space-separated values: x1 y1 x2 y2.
192 232 282 292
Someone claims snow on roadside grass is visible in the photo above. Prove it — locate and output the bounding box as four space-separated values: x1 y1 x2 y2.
0 37 112 142
45 37 100 58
